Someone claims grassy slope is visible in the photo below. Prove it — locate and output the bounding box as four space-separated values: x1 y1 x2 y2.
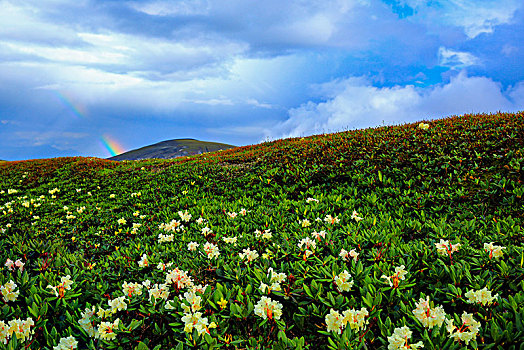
0 112 523 349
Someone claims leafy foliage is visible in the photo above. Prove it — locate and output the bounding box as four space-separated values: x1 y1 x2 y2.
0 112 523 349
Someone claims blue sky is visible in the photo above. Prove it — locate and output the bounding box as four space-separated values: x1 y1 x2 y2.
1 0 523 160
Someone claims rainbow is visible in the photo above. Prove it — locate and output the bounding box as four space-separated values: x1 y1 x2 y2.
100 134 126 157
53 90 87 119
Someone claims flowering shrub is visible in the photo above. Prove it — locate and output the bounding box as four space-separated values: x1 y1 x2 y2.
0 112 523 348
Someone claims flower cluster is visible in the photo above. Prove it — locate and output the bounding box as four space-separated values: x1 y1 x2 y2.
159 219 184 233
178 210 192 222
334 270 354 292
53 336 78 350
418 122 430 130
311 230 326 241
388 326 424 350
484 242 506 259
298 237 316 258
381 265 408 288
122 281 143 298
412 296 447 328
324 214 339 225
254 296 283 320
260 267 287 294
239 248 259 263
325 307 369 334
98 319 120 341
445 312 481 345
435 239 461 257
465 287 498 306
203 242 220 260
255 229 272 240
1 280 19 302
0 317 35 344
5 258 24 271
47 275 74 298
339 248 359 262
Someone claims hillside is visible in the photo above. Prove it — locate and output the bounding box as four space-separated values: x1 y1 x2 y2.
0 112 523 349
109 138 236 161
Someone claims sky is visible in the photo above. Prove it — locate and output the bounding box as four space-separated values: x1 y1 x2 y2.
1 0 523 160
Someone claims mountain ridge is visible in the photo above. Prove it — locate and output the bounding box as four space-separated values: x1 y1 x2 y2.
109 138 237 161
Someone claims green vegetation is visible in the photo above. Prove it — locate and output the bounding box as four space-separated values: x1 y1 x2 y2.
0 112 523 349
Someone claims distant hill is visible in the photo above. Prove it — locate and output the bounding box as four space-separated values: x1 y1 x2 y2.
109 138 237 161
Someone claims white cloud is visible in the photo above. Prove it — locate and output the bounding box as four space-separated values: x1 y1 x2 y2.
269 71 523 139
130 0 211 16
401 0 521 38
438 47 479 69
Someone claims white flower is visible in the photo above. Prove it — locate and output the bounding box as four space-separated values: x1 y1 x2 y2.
298 237 316 251
484 242 506 259
227 211 238 219
98 319 119 340
178 210 192 222
1 280 19 302
222 236 238 245
351 210 363 222
239 248 259 262
254 296 283 320
203 242 220 260
138 254 148 267
418 122 429 130
326 309 345 334
381 265 408 288
435 239 461 257
388 326 424 350
446 312 481 345
311 230 326 241
188 242 199 251
306 197 319 203
412 297 447 328
324 215 339 225
334 270 354 292
108 296 127 312
465 287 498 306
54 335 79 349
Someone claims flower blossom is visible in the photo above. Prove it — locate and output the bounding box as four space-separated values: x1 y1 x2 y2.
239 248 259 262
108 296 127 312
254 296 283 320
165 267 194 289
203 242 220 260
178 210 192 222
435 239 461 258
340 249 359 262
324 214 340 225
446 312 480 345
1 280 19 302
47 275 74 298
188 242 199 251
222 236 238 245
122 281 143 298
412 297 447 328
311 230 326 241
381 265 408 288
227 211 237 219
181 312 216 335
465 287 498 306
387 326 424 350
54 336 78 350
98 319 119 341
334 270 354 292
8 317 35 343
138 254 148 267
418 122 430 130
326 307 369 334
351 210 363 222
484 242 506 259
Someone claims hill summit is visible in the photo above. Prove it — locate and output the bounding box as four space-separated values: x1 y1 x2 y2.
109 138 236 160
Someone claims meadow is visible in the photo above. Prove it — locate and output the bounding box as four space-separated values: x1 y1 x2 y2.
0 112 523 349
